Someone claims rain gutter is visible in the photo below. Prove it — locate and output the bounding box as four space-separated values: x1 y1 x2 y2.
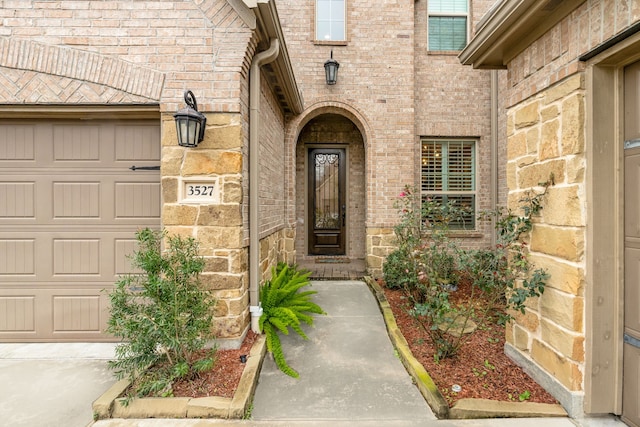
248 37 280 332
242 0 303 333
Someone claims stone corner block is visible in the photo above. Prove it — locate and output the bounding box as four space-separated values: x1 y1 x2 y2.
92 379 130 419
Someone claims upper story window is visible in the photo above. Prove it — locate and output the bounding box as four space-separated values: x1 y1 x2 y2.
421 138 476 229
316 0 345 42
428 0 468 51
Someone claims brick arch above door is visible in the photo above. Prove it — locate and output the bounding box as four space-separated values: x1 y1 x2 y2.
286 100 375 148
293 112 367 263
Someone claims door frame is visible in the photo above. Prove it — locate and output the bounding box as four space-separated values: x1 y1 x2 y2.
305 144 349 256
585 34 640 414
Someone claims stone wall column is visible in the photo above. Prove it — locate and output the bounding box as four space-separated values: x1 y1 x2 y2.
161 112 249 342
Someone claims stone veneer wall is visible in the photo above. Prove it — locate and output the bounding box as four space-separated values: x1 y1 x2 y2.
505 73 586 393
162 112 249 340
366 228 395 276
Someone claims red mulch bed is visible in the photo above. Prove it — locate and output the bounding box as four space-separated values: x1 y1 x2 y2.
380 278 558 406
171 330 258 398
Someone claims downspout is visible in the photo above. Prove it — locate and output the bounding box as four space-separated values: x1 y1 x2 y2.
249 38 280 333
490 70 499 247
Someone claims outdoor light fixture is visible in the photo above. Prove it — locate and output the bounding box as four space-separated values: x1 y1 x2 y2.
174 90 206 147
324 49 340 85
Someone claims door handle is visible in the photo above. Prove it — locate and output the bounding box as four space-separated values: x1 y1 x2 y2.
129 165 160 171
342 205 346 226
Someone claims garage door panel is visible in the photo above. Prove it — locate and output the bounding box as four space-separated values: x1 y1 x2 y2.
115 182 161 218
2 231 150 282
0 174 160 225
53 296 101 332
53 239 101 276
115 125 161 162
115 238 142 275
53 182 101 218
0 288 113 341
0 295 35 332
0 124 36 161
0 119 160 341
53 125 101 162
0 181 35 217
0 239 35 275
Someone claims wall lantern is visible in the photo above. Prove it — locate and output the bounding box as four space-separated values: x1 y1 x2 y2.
324 49 340 85
174 90 206 147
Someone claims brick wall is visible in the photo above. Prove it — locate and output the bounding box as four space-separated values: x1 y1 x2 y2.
278 0 416 230
504 2 640 109
258 75 287 238
279 0 500 274
416 0 503 251
0 0 254 111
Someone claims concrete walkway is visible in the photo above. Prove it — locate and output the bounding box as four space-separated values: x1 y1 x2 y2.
250 280 434 423
1 280 628 427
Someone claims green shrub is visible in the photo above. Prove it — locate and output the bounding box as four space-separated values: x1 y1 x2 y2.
259 262 325 378
384 182 551 361
106 228 217 400
382 248 418 290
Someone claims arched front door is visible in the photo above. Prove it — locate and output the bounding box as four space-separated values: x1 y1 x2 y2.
294 113 366 263
307 147 346 255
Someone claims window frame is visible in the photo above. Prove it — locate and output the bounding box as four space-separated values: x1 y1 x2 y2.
314 0 347 45
420 138 477 230
427 0 470 53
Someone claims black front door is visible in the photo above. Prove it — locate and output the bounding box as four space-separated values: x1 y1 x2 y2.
308 148 346 255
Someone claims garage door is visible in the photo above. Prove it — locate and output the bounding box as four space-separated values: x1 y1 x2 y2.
0 119 161 342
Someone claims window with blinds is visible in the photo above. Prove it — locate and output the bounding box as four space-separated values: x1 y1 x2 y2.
316 0 345 42
421 139 476 229
428 0 468 51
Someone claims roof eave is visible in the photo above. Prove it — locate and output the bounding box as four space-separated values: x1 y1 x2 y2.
245 0 304 115
459 0 586 69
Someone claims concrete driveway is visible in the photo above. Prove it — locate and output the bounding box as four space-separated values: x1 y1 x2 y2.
0 343 117 427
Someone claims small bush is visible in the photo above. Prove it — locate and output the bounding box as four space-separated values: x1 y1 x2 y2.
106 228 217 400
382 248 418 290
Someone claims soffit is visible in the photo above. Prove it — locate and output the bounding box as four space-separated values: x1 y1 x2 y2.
245 0 304 115
459 0 586 69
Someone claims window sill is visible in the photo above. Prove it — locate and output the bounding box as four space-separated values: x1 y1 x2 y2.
314 40 348 46
422 231 484 239
427 50 462 56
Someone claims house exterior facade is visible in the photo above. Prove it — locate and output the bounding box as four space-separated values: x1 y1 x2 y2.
0 0 502 379
461 0 640 424
0 0 502 346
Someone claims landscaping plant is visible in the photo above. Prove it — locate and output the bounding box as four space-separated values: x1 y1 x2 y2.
106 228 217 400
383 182 551 361
259 262 325 378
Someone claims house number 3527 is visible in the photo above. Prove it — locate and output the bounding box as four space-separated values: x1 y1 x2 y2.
187 185 215 196
182 181 219 204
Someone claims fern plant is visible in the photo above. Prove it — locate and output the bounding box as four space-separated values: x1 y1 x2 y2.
259 263 325 378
